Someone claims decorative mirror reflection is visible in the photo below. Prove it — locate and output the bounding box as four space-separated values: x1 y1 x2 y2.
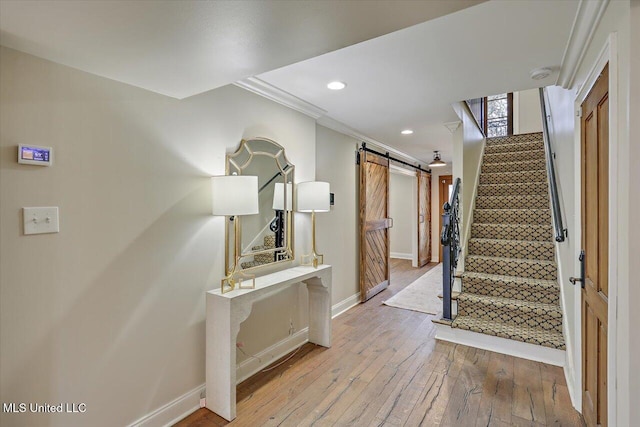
225 138 294 273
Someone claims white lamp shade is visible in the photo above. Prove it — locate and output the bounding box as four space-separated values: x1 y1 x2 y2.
272 182 293 211
296 181 330 212
211 175 259 216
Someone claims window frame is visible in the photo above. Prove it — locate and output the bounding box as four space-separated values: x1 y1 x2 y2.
483 92 513 137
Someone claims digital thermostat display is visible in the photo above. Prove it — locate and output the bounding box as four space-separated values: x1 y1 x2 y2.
18 144 53 166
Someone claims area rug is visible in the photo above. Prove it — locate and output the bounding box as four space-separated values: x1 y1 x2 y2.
383 263 443 315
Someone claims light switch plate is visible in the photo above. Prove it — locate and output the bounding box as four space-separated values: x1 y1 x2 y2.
23 207 59 235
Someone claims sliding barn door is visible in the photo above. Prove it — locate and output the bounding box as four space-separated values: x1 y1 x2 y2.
581 63 609 427
417 171 431 267
359 151 391 302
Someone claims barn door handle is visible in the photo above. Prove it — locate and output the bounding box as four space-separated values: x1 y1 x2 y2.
419 214 425 223
569 250 585 288
388 218 394 228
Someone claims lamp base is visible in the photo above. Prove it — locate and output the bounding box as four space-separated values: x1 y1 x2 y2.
221 270 256 294
301 251 324 269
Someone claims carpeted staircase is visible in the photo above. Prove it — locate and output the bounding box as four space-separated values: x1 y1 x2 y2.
451 132 565 350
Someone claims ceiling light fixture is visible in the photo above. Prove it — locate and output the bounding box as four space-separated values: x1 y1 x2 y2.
327 81 346 90
401 129 414 135
530 67 552 80
428 151 446 167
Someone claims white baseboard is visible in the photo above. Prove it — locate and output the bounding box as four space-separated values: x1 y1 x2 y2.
131 293 362 426
237 292 360 383
390 252 412 260
128 383 205 427
332 292 360 318
236 328 309 383
434 323 566 367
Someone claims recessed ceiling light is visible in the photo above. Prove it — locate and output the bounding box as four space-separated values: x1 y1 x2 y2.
401 129 414 135
530 67 552 80
327 81 346 90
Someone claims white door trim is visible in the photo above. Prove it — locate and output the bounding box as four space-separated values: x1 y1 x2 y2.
574 31 618 427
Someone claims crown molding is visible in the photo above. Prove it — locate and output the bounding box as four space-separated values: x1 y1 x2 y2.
557 0 609 89
234 77 327 119
235 77 425 166
316 116 426 166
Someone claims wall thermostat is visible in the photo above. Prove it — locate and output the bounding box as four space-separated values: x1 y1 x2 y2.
18 144 53 166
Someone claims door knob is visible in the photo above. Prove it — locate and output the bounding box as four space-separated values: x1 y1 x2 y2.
569 250 585 289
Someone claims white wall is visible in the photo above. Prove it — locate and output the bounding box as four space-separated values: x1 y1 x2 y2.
628 2 640 423
545 0 635 423
314 125 359 305
452 103 485 270
0 46 316 427
544 84 578 404
389 171 414 259
514 88 543 134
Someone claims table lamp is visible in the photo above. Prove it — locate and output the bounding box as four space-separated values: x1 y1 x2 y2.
296 181 330 268
212 175 259 293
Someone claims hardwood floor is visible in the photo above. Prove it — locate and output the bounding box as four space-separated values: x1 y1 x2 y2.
176 259 583 427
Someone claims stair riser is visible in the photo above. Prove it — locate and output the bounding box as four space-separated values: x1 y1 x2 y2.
476 195 549 210
474 209 551 225
471 224 552 242
467 240 555 261
480 169 547 185
486 133 544 146
484 140 543 154
483 150 545 164
482 159 545 174
451 317 565 349
465 257 557 280
462 279 558 305
456 300 562 333
477 182 548 197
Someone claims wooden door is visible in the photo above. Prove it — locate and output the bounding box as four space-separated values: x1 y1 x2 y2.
417 171 431 267
439 175 453 262
581 63 609 427
359 150 391 302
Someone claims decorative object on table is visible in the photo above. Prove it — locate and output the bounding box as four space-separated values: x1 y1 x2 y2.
226 138 295 272
296 181 330 268
212 174 259 293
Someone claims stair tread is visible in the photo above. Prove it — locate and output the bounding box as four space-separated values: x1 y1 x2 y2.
461 271 558 287
466 254 556 266
457 292 561 312
479 181 547 187
476 194 548 199
485 140 543 152
486 133 543 145
469 237 554 245
483 149 545 160
474 208 550 212
451 315 565 350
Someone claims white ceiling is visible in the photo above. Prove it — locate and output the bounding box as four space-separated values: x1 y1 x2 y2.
0 0 580 166
258 0 580 165
0 0 482 99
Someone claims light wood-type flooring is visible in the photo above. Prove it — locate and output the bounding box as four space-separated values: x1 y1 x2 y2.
177 259 583 426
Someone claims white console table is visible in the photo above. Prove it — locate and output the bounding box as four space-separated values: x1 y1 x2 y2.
205 265 332 421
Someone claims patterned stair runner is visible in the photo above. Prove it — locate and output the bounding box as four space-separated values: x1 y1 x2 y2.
451 132 565 350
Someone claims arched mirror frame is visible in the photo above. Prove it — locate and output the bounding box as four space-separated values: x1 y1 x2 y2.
225 138 294 275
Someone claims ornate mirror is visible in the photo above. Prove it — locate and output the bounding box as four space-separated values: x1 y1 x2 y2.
225 138 294 273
